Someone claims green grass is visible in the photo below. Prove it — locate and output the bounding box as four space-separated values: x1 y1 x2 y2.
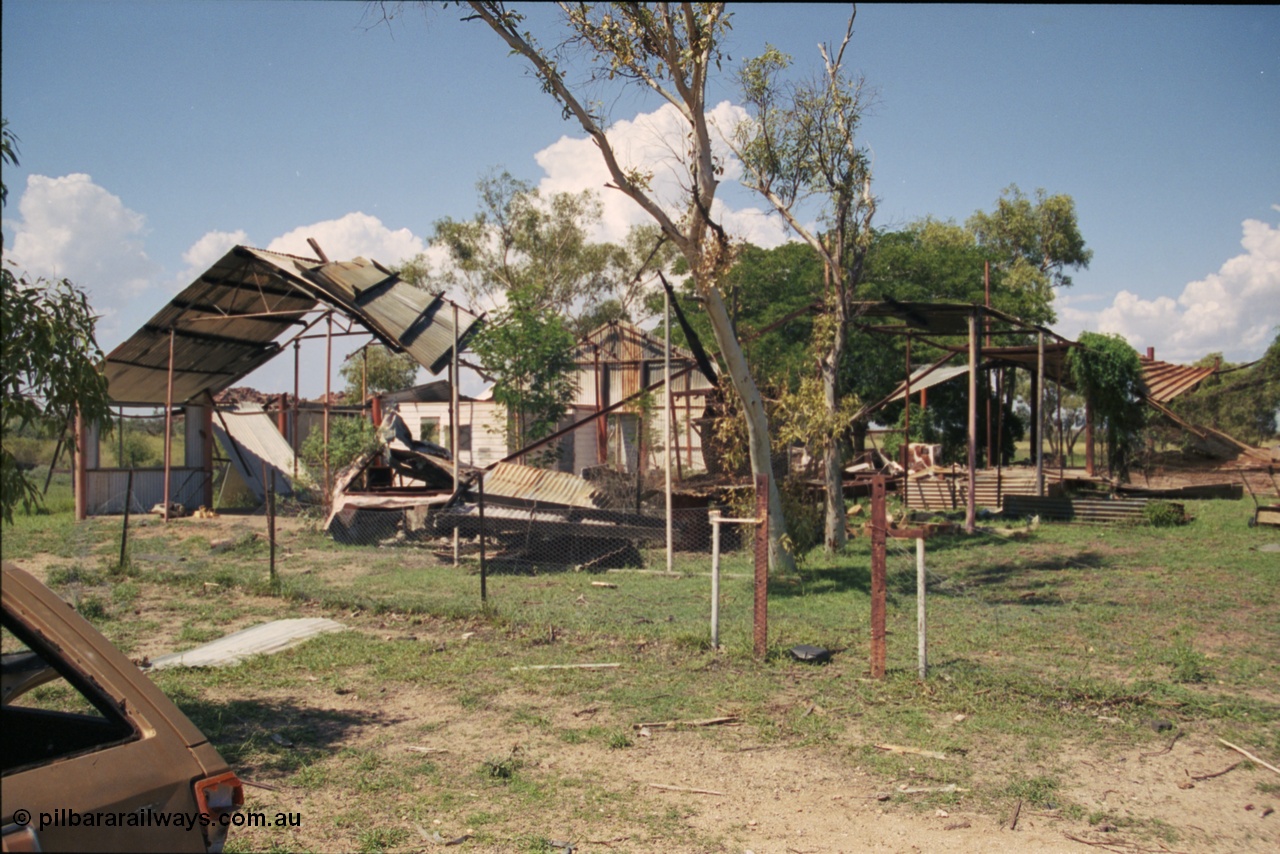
4 492 1278 850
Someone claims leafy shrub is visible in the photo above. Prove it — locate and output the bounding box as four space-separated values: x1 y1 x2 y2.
1144 500 1187 527
299 415 381 483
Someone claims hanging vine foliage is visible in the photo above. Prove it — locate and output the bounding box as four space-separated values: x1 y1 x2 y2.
1068 332 1146 480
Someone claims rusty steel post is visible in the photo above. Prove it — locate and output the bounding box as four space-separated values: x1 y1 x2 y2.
292 340 300 482
200 404 214 509
163 327 175 523
324 313 333 504
1085 398 1096 476
985 261 993 469
73 411 87 521
479 474 488 604
966 312 978 534
753 473 770 659
119 469 133 568
870 475 887 678
903 334 911 510
1036 331 1046 496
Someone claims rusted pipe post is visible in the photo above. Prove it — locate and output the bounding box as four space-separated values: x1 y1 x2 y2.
1085 398 1096 476
903 334 911 510
664 288 673 574
264 462 277 586
479 474 487 604
73 412 87 521
870 475 887 678
163 327 175 523
996 368 1005 506
966 312 978 534
119 469 133 568
324 312 333 504
452 303 461 568
984 261 993 469
1036 331 1046 496
752 473 769 659
292 340 300 482
201 405 214 509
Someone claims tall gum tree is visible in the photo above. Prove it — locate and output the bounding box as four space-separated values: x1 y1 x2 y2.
729 10 875 553
444 2 795 571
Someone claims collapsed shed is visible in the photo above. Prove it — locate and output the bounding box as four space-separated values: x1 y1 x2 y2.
74 245 480 518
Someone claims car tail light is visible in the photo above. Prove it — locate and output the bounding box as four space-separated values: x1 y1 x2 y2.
193 772 244 854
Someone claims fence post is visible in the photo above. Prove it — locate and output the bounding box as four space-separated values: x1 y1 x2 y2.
916 536 927 679
479 475 487 604
753 473 769 659
119 469 133 568
870 475 887 678
264 463 277 587
709 509 721 650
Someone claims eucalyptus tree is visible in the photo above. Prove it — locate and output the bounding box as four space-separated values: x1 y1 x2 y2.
730 10 875 553
966 184 1092 316
1 120 112 522
448 2 794 571
429 170 621 317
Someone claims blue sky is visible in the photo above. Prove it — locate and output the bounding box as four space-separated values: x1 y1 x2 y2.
3 2 1277 398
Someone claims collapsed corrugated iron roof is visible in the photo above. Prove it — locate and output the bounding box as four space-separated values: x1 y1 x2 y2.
104 247 319 405
1139 357 1218 404
210 402 307 500
481 462 606 509
103 246 481 405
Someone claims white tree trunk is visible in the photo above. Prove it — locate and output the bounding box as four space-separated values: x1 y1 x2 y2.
703 288 794 574
822 327 847 553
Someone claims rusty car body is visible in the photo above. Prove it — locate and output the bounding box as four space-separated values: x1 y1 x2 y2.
1 562 242 852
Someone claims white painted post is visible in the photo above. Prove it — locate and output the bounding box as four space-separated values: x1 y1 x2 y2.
917 537 927 679
710 509 721 649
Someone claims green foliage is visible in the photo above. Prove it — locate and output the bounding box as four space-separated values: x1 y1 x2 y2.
1171 333 1280 445
1069 332 1146 480
469 286 577 459
966 184 1093 298
778 477 823 557
118 429 161 468
2 120 112 522
657 242 823 392
339 345 418 400
430 170 625 319
1144 500 1188 528
299 416 381 481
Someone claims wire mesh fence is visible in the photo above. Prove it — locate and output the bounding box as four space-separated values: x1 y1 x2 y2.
325 500 751 574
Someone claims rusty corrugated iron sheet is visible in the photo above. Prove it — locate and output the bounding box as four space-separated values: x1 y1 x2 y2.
211 403 305 499
104 246 482 405
104 247 320 405
307 258 482 375
1139 357 1217 404
482 462 604 509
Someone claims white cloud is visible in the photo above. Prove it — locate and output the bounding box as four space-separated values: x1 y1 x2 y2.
171 228 249 291
7 173 158 294
532 100 788 248
266 212 425 266
1055 217 1280 363
5 173 162 345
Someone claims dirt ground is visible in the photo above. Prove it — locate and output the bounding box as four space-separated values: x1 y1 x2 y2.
14 511 1280 853
194 614 1280 853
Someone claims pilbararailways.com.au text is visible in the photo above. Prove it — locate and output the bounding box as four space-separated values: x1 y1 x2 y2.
27 808 302 832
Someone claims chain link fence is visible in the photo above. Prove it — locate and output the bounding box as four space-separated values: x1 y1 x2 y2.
325 499 750 574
